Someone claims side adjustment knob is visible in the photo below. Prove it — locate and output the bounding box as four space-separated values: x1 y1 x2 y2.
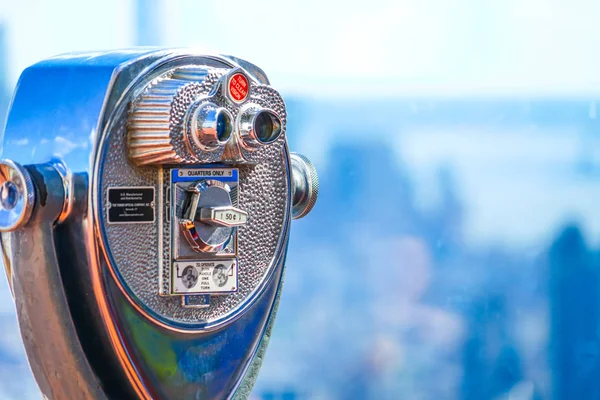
290 153 319 220
180 180 247 253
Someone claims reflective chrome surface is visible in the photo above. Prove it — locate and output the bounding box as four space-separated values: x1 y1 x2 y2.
2 162 106 399
290 153 319 220
199 205 248 228
98 56 290 329
180 179 240 253
238 105 284 151
0 159 34 232
186 102 234 151
0 49 316 400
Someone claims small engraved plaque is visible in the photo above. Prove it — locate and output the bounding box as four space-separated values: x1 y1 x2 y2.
107 187 155 224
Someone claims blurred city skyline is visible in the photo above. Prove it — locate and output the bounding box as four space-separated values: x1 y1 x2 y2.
1 1 599 246
0 23 8 138
3 0 600 96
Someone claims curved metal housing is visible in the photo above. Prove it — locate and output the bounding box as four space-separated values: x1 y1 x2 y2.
0 49 292 400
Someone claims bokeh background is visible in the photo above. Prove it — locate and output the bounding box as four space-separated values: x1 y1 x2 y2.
1 0 600 399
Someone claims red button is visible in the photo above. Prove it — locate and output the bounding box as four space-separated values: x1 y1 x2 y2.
228 73 249 102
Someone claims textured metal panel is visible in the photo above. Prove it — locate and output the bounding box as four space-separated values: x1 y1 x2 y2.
100 65 289 326
167 68 228 163
237 85 287 164
128 67 287 167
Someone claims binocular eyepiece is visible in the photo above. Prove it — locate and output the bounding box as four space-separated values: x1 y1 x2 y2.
187 102 234 150
0 49 318 400
184 101 283 153
128 66 287 167
238 106 283 148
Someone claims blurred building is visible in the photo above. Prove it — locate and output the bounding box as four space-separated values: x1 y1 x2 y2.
550 225 600 400
0 23 9 128
135 0 163 46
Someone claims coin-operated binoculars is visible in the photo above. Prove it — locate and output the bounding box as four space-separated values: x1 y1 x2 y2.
0 50 318 400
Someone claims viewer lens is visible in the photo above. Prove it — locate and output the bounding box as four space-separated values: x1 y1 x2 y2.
216 109 232 142
253 110 282 143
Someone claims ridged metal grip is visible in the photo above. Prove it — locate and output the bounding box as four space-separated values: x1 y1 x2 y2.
290 153 319 219
128 67 217 166
128 78 189 165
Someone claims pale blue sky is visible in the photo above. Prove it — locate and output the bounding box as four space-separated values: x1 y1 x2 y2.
1 0 600 96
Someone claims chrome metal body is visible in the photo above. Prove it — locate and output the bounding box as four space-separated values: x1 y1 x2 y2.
0 49 318 400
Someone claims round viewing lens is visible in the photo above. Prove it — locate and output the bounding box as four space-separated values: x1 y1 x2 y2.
254 110 282 143
216 109 233 142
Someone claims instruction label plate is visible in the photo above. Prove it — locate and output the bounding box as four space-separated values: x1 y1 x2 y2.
173 260 238 294
107 187 155 224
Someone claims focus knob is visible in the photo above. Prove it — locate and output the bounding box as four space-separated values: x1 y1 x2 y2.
290 153 319 219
